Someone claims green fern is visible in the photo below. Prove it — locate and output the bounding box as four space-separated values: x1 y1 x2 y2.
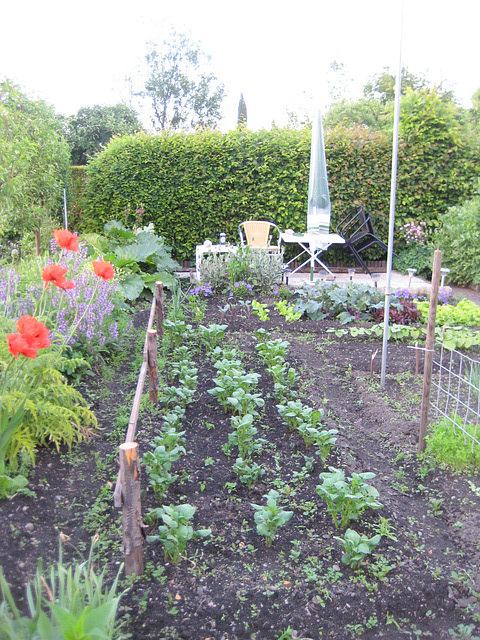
0 344 97 470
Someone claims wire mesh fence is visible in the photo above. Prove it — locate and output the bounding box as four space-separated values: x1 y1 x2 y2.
431 342 480 451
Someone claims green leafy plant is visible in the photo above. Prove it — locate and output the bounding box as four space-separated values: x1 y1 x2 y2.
147 503 211 565
294 281 384 323
251 489 294 547
274 300 302 321
0 539 125 640
415 297 480 327
226 388 265 416
83 220 179 300
333 528 382 569
316 467 383 529
252 300 270 321
233 457 265 488
143 443 186 499
226 414 266 459
198 323 228 351
296 424 338 462
255 332 290 367
276 399 323 431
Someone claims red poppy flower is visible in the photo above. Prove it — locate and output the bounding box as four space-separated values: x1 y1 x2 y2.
41 264 75 290
7 333 38 359
53 229 79 252
17 315 51 350
92 260 114 280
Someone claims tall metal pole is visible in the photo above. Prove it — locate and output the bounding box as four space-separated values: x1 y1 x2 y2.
380 3 404 388
63 188 68 230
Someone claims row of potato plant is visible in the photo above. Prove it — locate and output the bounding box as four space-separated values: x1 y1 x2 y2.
253 327 385 568
144 293 212 565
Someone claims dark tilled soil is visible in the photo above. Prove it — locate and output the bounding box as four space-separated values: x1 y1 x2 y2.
1 296 480 640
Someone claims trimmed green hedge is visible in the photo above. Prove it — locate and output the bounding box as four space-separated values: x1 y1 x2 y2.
79 115 478 262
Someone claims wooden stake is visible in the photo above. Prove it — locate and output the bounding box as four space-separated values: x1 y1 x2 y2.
155 281 164 338
415 342 419 376
147 329 159 404
418 249 442 454
119 442 145 576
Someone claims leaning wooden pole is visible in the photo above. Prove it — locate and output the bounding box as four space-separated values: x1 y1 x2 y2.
155 281 164 338
119 442 145 575
147 329 159 404
418 249 442 454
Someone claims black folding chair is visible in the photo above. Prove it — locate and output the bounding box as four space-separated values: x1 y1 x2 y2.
336 206 393 275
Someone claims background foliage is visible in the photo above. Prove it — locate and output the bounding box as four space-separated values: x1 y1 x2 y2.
66 103 143 165
0 79 70 250
80 91 479 262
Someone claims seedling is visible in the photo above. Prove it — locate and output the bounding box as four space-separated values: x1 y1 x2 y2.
334 528 381 569
233 457 265 488
251 489 293 547
147 503 211 565
316 467 383 529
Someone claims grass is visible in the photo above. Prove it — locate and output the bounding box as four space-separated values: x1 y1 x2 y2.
426 418 480 471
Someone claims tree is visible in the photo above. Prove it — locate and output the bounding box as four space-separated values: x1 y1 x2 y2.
363 67 429 103
324 98 390 131
0 79 70 254
67 104 143 165
237 93 247 127
131 29 226 132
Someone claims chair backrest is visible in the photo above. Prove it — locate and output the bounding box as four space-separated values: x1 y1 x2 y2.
336 206 372 242
238 221 280 249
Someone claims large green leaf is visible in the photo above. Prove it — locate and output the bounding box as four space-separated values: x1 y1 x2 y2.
119 273 145 300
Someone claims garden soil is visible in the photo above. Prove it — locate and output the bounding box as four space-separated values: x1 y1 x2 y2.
1 294 480 640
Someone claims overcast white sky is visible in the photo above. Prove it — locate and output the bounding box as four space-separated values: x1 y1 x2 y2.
1 0 479 131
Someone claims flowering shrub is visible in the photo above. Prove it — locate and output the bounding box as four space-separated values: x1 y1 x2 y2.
188 284 213 297
2 243 130 352
401 221 428 245
200 247 283 295
0 229 126 481
227 281 253 299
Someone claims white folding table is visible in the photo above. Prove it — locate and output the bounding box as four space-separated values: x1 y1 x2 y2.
280 231 345 280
